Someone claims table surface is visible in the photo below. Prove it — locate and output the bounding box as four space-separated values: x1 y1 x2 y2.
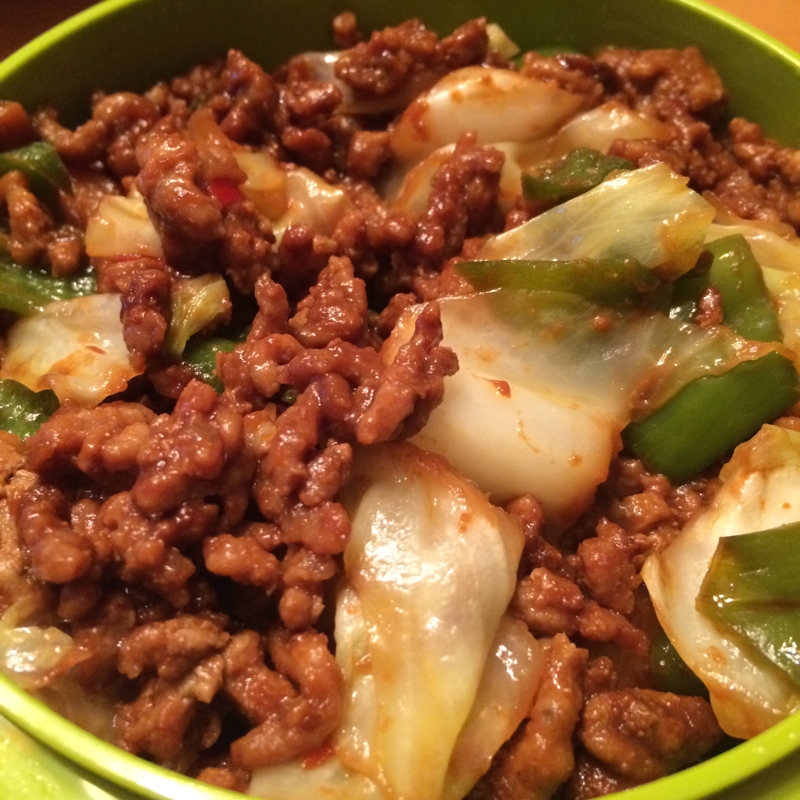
1 0 800 59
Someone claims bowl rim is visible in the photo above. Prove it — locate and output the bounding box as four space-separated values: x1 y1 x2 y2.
1 0 800 799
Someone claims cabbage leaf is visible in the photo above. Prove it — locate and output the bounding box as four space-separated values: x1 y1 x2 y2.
0 293 141 406
642 424 800 739
476 162 715 279
249 443 542 800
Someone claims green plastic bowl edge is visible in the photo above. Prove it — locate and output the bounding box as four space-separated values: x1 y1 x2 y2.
1 0 800 798
0 673 243 800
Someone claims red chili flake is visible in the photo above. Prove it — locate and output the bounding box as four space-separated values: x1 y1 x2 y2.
206 178 245 206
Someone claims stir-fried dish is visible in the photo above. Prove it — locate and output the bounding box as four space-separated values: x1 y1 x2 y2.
2 12 800 800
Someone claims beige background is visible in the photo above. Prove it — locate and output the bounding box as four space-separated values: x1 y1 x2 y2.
1 0 799 60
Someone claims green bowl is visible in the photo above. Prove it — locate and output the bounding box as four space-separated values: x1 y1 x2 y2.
2 1 800 799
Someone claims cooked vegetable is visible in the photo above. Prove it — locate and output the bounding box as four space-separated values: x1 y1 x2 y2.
0 601 76 691
642 424 800 739
0 141 71 209
390 66 587 164
475 162 715 280
337 443 534 800
624 234 799 482
164 274 232 358
650 629 708 698
0 255 95 316
84 191 164 259
521 147 633 204
671 235 784 342
623 351 800 483
0 293 140 406
389 287 769 526
697 522 800 687
0 379 58 439
183 335 238 392
458 257 665 308
251 443 541 800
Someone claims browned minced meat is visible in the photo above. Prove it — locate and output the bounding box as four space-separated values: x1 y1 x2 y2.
470 633 589 800
2 11 795 798
578 689 723 783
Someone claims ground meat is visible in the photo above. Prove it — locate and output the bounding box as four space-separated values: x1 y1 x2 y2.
578 689 723 783
34 105 109 165
0 170 54 265
11 483 95 585
97 257 172 368
512 568 585 637
203 526 281 590
413 133 505 264
132 380 250 519
0 100 37 151
472 634 588 800
520 52 607 101
222 628 343 769
288 255 368 346
92 91 162 178
598 47 726 122
118 615 230 681
135 123 224 248
2 12 792 795
219 50 279 142
114 661 224 767
25 401 156 489
566 754 639 799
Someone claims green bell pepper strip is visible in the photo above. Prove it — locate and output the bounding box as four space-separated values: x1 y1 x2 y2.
706 235 784 342
670 234 783 342
624 234 798 482
0 379 59 439
521 147 634 204
457 257 668 309
183 336 237 393
697 522 800 688
622 351 800 484
0 255 96 316
649 628 708 697
0 142 72 210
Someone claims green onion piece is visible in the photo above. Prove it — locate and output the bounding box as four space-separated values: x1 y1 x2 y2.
649 629 708 697
0 379 59 439
521 147 634 204
457 257 667 309
697 523 800 688
0 255 96 315
622 351 800 484
0 141 72 209
183 336 237 393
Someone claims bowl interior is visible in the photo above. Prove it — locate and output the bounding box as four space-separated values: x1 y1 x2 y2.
1 0 800 798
